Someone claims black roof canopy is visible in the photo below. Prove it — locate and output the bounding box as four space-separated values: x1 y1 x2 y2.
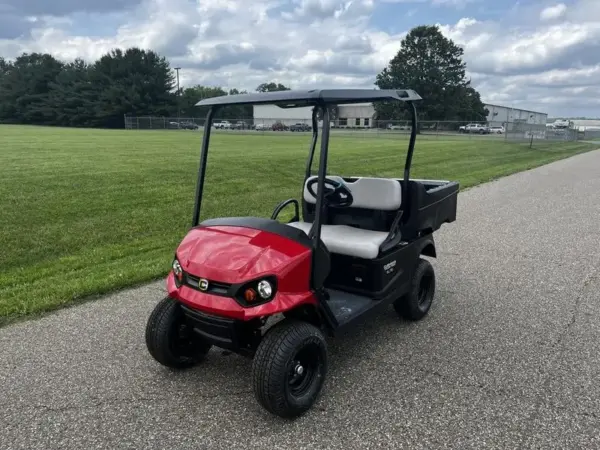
195 89 422 108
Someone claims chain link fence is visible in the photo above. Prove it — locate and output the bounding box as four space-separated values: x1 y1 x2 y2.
578 127 600 141
124 115 588 142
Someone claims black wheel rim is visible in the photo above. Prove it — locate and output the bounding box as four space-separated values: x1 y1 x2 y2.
418 271 434 308
287 343 322 397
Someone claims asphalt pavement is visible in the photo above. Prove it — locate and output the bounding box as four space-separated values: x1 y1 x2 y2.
2 150 600 449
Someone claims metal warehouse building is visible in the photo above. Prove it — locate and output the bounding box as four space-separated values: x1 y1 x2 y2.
334 103 549 129
484 103 548 127
253 101 548 129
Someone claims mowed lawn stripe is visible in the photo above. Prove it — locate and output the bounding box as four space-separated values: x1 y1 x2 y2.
0 124 596 323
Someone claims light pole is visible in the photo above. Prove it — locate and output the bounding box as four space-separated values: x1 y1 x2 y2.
174 67 181 123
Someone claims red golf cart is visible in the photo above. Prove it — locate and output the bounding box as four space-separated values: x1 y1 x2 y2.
145 89 459 418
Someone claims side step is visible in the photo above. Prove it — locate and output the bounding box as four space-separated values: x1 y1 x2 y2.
325 289 382 328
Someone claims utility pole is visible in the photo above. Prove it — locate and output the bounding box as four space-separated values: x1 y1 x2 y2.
174 67 181 123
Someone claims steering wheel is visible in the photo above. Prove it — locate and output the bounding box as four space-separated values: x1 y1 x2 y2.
306 177 353 208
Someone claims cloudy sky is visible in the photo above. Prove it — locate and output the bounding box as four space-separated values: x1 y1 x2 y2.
1 0 599 117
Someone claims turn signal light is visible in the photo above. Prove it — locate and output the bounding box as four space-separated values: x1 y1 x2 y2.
244 288 257 302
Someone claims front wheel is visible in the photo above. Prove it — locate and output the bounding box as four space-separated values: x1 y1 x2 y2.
393 258 436 321
145 297 211 369
252 320 328 418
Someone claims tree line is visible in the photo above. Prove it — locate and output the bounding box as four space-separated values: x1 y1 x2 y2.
0 49 293 128
0 25 488 129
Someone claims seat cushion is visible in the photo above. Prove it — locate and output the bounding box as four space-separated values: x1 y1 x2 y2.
287 221 388 260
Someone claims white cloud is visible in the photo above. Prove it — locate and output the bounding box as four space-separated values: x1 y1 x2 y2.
0 0 599 116
440 18 600 74
540 3 567 21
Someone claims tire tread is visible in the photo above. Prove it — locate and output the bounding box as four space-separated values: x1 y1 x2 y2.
252 320 327 418
393 258 436 321
145 297 210 369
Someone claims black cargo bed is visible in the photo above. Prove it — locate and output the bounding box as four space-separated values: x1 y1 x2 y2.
398 179 459 239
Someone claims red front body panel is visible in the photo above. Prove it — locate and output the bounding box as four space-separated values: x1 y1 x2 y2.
167 225 317 320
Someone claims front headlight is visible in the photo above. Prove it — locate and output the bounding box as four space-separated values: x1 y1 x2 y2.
237 276 277 306
257 280 273 299
172 258 183 286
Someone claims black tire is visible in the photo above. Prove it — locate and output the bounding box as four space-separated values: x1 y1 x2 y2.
145 297 211 369
393 258 436 321
252 320 327 418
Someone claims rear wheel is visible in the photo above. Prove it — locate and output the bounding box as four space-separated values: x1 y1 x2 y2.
252 320 328 418
145 297 211 369
393 258 436 321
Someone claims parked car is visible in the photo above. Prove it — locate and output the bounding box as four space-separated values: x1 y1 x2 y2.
179 121 199 130
489 126 505 134
213 121 232 129
387 124 411 131
232 121 250 130
290 123 311 132
459 123 491 134
255 123 269 131
272 121 289 131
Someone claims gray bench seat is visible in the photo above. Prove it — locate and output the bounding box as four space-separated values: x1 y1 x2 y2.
286 175 402 260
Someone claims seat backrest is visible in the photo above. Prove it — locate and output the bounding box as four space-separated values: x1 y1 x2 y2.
303 175 402 210
302 175 402 231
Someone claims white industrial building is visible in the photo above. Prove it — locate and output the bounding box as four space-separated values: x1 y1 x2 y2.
253 103 376 128
335 103 376 128
253 101 547 129
253 104 313 127
557 119 600 131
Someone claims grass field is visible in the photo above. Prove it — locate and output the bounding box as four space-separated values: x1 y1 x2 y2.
1 124 597 325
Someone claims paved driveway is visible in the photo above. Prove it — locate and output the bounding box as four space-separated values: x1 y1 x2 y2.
2 150 600 449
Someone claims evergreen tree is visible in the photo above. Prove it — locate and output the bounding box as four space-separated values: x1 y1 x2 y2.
43 58 98 127
90 48 177 128
0 53 64 124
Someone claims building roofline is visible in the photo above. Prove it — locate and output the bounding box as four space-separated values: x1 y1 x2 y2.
484 103 547 116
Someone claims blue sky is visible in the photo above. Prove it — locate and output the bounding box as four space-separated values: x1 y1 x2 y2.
1 0 599 117
369 1 469 33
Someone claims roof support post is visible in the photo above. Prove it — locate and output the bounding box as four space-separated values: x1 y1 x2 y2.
309 105 330 247
192 107 216 227
401 101 418 222
304 106 320 181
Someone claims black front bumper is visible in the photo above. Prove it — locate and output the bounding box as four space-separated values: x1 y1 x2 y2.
180 304 260 356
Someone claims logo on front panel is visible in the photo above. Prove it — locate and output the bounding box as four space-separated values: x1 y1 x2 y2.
383 260 397 274
199 279 209 291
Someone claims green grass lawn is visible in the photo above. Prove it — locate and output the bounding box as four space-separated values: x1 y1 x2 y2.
0 124 597 325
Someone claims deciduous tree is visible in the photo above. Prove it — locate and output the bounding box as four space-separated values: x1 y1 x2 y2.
374 25 488 124
256 82 291 92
